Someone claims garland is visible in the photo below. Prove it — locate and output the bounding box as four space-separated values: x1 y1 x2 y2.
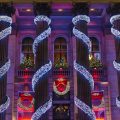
17 93 34 111
53 78 70 95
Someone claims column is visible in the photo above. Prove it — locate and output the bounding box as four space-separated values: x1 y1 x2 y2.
0 3 15 120
107 3 120 120
72 3 92 120
33 3 51 120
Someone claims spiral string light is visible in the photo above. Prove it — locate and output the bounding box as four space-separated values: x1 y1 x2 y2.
74 61 94 90
0 16 12 113
116 97 120 107
110 14 120 107
32 61 52 92
74 97 96 120
0 96 10 113
31 15 52 119
0 16 12 41
0 59 10 78
31 97 52 120
72 15 91 52
73 15 95 119
33 15 51 55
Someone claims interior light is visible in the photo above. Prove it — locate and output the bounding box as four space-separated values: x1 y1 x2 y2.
90 8 95 11
58 9 63 12
26 9 31 12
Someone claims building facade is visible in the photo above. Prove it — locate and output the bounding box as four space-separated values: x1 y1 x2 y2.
0 1 120 120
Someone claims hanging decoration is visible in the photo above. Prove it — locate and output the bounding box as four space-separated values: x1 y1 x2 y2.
74 60 94 90
110 14 120 107
0 59 10 78
32 61 52 92
73 15 95 120
74 96 96 120
31 97 52 120
53 78 70 95
72 15 91 52
17 93 34 111
31 15 52 120
33 15 51 55
0 96 10 113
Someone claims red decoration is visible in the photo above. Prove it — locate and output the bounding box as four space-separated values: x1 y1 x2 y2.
53 78 70 95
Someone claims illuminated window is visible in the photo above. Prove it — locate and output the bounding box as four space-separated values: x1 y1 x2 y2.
20 37 34 68
90 37 100 60
54 37 68 68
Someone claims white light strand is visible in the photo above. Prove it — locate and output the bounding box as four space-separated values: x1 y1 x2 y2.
32 61 52 91
74 96 96 120
116 97 120 107
110 15 120 108
110 15 120 39
31 15 52 119
0 16 12 24
0 16 12 113
33 15 51 55
0 59 10 79
72 15 91 52
0 96 10 113
74 61 94 90
31 97 52 120
113 60 120 71
0 16 12 41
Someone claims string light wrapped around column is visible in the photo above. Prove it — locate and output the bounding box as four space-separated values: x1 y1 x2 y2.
0 16 12 113
72 15 96 120
110 14 120 107
0 96 10 113
33 15 51 55
31 15 52 120
31 97 52 120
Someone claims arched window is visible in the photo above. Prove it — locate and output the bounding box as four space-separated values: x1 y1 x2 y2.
20 37 34 67
54 37 68 68
90 37 100 60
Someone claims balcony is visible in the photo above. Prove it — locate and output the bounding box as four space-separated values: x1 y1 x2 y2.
90 67 107 82
16 68 34 79
52 67 71 77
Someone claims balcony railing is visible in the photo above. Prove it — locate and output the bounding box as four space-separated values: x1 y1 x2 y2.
90 67 107 82
16 68 34 79
52 67 71 77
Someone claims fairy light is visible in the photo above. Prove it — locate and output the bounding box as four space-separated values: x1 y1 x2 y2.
0 59 10 78
31 97 52 120
73 15 95 119
33 15 51 55
74 96 96 120
110 14 120 108
32 61 52 91
0 96 10 113
113 60 120 71
116 97 120 107
74 61 94 90
0 16 12 41
72 15 91 52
